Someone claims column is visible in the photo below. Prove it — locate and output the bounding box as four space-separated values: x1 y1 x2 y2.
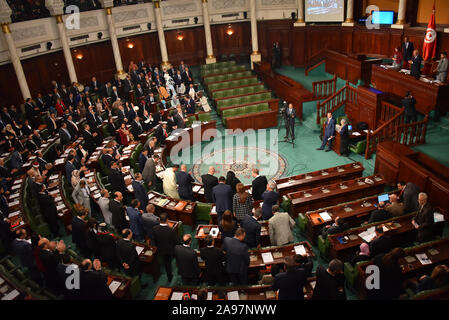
1 23 31 100
105 7 126 79
202 0 216 64
392 0 407 29
294 0 306 27
342 0 355 26
56 15 77 83
249 0 260 69
153 0 170 68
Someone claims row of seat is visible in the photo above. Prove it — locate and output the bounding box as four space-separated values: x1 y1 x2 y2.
200 60 236 72
203 69 252 83
222 103 270 127
216 91 272 110
207 76 259 92
212 83 266 100
200 64 247 77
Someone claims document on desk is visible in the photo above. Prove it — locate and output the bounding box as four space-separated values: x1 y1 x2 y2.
416 253 432 265
171 292 184 300
434 212 445 223
192 185 201 193
1 289 20 300
294 245 307 256
227 291 240 300
261 252 274 264
207 292 213 300
352 132 361 136
108 281 121 295
358 227 376 243
319 211 332 222
136 246 144 255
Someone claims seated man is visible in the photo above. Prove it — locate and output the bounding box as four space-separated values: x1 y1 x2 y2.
366 202 391 224
321 217 349 238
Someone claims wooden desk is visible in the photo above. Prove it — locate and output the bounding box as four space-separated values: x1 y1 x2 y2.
330 130 366 156
371 65 449 116
0 273 27 300
209 198 263 225
275 162 364 196
305 191 398 244
326 50 383 85
288 175 385 218
328 213 416 261
134 243 160 281
148 192 196 226
356 237 449 299
106 275 131 300
195 222 269 248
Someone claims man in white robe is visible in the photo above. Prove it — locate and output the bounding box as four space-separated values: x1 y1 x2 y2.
163 165 180 199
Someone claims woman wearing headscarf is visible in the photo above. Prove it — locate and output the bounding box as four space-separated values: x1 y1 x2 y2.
226 171 241 195
350 242 371 266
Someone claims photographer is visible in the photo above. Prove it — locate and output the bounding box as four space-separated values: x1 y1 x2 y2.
284 103 296 142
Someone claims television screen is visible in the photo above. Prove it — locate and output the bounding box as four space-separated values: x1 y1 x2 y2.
305 0 344 22
348 125 352 131
372 11 394 25
378 194 389 203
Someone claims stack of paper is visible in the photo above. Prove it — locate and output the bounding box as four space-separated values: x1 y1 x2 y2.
109 281 121 295
294 245 307 256
434 212 445 223
319 211 332 222
1 289 19 300
416 253 432 265
227 291 240 300
261 252 274 264
358 227 376 243
136 246 145 255
171 292 184 300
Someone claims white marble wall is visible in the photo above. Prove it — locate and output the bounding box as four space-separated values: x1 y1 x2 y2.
0 0 299 65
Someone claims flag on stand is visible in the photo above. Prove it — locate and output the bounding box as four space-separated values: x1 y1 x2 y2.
423 4 437 61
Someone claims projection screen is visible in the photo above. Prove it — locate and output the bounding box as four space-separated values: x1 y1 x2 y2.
305 0 345 22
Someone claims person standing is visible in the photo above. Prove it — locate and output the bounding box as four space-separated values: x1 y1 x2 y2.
199 235 226 285
212 176 233 223
436 51 448 82
392 47 403 69
339 119 349 157
201 166 218 203
261 181 280 221
317 112 336 152
232 183 253 222
409 49 423 79
162 165 180 200
116 229 141 276
240 208 262 249
412 193 434 243
222 228 250 285
402 37 414 69
251 168 268 201
284 103 296 142
272 255 309 300
176 164 194 201
98 189 113 225
312 259 346 300
268 205 295 246
174 234 201 285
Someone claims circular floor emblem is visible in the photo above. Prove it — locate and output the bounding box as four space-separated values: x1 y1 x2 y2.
192 146 287 185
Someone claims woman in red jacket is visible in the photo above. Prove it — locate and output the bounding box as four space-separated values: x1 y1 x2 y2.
55 98 66 117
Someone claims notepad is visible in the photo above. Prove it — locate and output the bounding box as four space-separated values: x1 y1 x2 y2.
404 256 417 263
211 206 216 213
352 132 361 136
207 292 213 300
171 292 184 300
428 248 439 256
8 211 20 218
56 204 65 211
192 185 201 193
261 252 274 264
434 212 445 223
416 253 432 265
109 281 121 295
54 196 62 202
337 168 345 172
294 245 307 256
319 211 332 222
148 193 156 200
9 200 19 207
227 291 240 300
11 184 20 190
136 246 144 255
358 227 376 243
144 250 153 257
157 199 169 207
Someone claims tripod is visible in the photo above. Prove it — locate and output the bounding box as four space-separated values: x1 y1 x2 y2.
277 107 295 147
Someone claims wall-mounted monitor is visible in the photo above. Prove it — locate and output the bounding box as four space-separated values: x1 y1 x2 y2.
305 0 344 22
372 11 395 25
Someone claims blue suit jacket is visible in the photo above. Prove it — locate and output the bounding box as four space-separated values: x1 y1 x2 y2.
12 239 34 269
138 154 148 173
131 180 148 210
65 161 76 182
175 171 194 201
261 191 280 220
324 117 336 138
126 207 144 237
240 215 261 248
10 151 23 170
222 237 250 274
212 183 233 213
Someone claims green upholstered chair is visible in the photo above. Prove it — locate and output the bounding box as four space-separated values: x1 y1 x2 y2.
344 261 367 291
297 213 308 235
318 235 331 261
281 195 291 212
197 112 211 122
349 140 367 155
194 202 212 222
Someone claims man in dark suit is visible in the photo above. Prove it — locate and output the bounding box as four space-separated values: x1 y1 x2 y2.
155 122 169 145
174 234 201 285
312 259 345 300
284 103 296 141
199 235 226 285
142 155 160 189
37 184 60 237
79 258 113 300
130 117 144 140
212 176 233 222
96 223 118 268
131 173 148 211
401 92 418 124
223 228 250 285
12 229 34 270
272 255 309 300
402 37 414 68
201 166 218 203
138 149 149 173
109 191 129 233
135 83 145 99
317 112 336 152
141 204 160 241
397 181 420 213
46 113 58 136
261 180 279 220
66 115 79 139
116 229 141 276
409 49 423 79
367 202 392 224
59 122 72 146
152 213 179 282
321 217 349 239
251 168 268 201
240 208 262 248
339 118 350 157
72 209 89 256
174 106 187 129
108 162 128 195
82 124 99 154
413 192 435 243
176 164 194 201
369 226 392 257
9 148 23 171
39 238 66 294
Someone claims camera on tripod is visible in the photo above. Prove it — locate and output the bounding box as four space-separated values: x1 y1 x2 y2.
279 100 287 115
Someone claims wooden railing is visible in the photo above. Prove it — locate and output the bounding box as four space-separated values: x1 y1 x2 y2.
365 106 405 159
379 101 403 124
395 114 429 147
312 75 337 100
316 82 356 124
305 49 327 76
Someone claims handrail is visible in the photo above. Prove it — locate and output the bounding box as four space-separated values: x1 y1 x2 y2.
395 114 429 147
305 49 328 76
312 74 337 100
364 109 405 159
316 81 351 124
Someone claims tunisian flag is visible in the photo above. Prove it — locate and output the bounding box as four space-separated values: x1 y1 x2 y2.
423 4 437 61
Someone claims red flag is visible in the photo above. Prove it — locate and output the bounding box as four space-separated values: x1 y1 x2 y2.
423 4 437 61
